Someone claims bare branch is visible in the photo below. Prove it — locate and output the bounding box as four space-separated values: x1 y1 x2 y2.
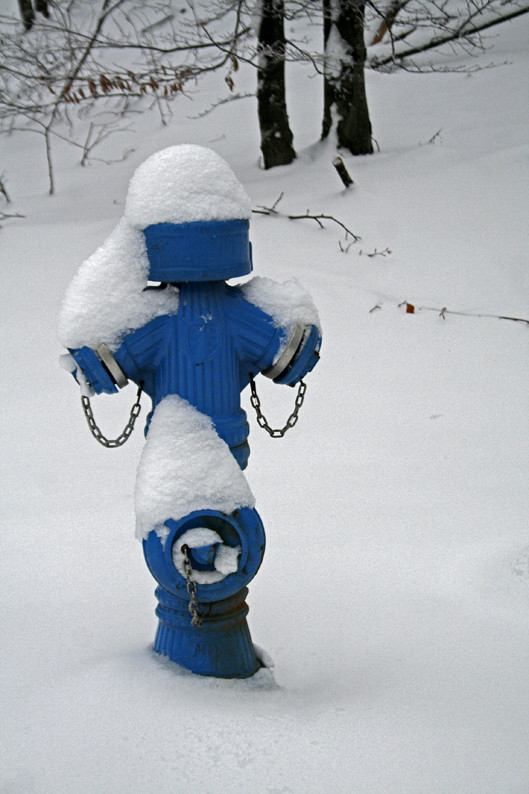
252 193 361 242
396 301 529 326
358 246 392 257
0 210 25 222
0 173 11 204
371 4 529 68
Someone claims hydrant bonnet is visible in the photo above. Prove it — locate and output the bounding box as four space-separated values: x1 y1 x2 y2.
124 144 253 282
143 219 252 282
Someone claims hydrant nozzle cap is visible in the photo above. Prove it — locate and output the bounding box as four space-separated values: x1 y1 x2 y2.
124 144 253 282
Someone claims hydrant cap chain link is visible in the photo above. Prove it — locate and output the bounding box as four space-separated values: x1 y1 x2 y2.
249 377 307 438
81 385 143 448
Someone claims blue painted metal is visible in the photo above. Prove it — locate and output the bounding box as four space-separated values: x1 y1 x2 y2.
154 586 260 678
68 216 322 678
70 346 118 394
143 219 252 282
142 507 265 677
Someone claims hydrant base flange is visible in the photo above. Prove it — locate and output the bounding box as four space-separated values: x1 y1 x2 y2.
153 585 261 679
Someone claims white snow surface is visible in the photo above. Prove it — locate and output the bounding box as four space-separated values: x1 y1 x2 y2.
1 11 529 794
58 217 179 351
134 395 255 541
124 144 252 227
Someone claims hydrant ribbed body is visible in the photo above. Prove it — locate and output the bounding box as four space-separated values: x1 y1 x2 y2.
113 280 287 468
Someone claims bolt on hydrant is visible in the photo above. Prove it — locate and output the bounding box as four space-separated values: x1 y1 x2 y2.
59 145 322 678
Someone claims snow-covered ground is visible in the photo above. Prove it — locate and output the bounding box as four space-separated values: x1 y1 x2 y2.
1 11 528 794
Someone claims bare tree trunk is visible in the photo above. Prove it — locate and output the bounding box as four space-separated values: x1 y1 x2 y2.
322 0 373 155
257 0 296 169
17 0 35 30
35 0 50 18
322 0 333 141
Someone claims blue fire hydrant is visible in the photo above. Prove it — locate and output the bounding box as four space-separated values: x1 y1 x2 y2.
60 145 321 678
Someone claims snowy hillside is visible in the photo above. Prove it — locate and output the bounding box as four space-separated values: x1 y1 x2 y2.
1 8 528 794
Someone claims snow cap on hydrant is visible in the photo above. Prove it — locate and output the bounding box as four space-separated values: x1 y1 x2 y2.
125 144 253 283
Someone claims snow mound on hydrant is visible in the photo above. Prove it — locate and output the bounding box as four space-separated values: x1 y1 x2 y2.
58 145 250 351
125 144 252 227
241 276 322 337
134 395 255 541
58 218 179 351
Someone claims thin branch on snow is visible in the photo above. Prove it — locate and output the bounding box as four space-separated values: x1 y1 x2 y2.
253 193 361 242
339 238 355 254
0 210 25 222
0 173 10 204
394 301 529 326
422 128 443 145
359 246 392 257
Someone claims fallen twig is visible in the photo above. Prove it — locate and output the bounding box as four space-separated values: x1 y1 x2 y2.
253 193 361 242
420 128 443 146
0 174 10 204
359 247 392 258
0 211 25 222
339 237 355 254
397 301 529 326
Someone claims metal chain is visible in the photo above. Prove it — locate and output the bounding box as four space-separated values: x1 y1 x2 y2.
181 544 203 627
249 376 307 438
81 384 143 448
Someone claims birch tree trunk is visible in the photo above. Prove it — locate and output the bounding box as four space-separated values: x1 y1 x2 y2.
322 0 373 155
257 0 296 168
